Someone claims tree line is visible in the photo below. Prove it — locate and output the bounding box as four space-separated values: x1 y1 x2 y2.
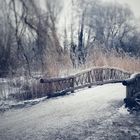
0 0 140 77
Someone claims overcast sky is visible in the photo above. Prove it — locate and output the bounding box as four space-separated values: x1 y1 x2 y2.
102 0 140 18
39 0 140 20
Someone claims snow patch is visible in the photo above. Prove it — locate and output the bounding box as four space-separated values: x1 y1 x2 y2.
0 96 48 112
118 105 129 115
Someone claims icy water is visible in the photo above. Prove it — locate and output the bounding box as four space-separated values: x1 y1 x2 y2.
0 79 8 99
0 83 140 140
0 78 20 99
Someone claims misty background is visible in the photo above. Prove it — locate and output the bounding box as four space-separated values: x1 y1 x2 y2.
0 1 140 139
0 0 140 78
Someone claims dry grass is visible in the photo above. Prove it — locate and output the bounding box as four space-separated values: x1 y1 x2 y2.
43 51 73 78
86 47 140 73
58 47 140 76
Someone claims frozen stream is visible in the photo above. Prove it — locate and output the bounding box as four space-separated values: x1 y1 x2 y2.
0 83 140 140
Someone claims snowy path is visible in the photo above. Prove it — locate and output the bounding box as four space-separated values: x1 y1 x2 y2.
0 83 140 140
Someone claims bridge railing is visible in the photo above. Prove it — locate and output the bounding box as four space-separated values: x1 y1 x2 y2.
40 67 131 97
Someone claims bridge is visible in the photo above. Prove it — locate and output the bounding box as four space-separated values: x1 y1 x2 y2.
40 67 131 98
1 68 140 139
8 67 133 101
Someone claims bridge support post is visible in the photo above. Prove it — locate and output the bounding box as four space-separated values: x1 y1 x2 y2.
48 82 53 97
88 71 92 88
71 77 75 93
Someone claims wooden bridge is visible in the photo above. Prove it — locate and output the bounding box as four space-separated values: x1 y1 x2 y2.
40 67 131 98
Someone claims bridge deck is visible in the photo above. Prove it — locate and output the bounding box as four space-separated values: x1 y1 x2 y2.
1 83 140 140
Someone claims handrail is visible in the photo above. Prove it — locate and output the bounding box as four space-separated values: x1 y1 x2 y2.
40 67 131 97
40 76 74 83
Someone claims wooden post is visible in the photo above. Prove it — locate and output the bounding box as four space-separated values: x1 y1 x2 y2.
48 81 53 97
71 77 75 93
88 71 92 88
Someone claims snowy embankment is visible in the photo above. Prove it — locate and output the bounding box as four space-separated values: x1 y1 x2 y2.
0 83 140 140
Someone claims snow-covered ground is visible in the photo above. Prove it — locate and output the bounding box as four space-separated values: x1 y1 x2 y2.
0 83 140 140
